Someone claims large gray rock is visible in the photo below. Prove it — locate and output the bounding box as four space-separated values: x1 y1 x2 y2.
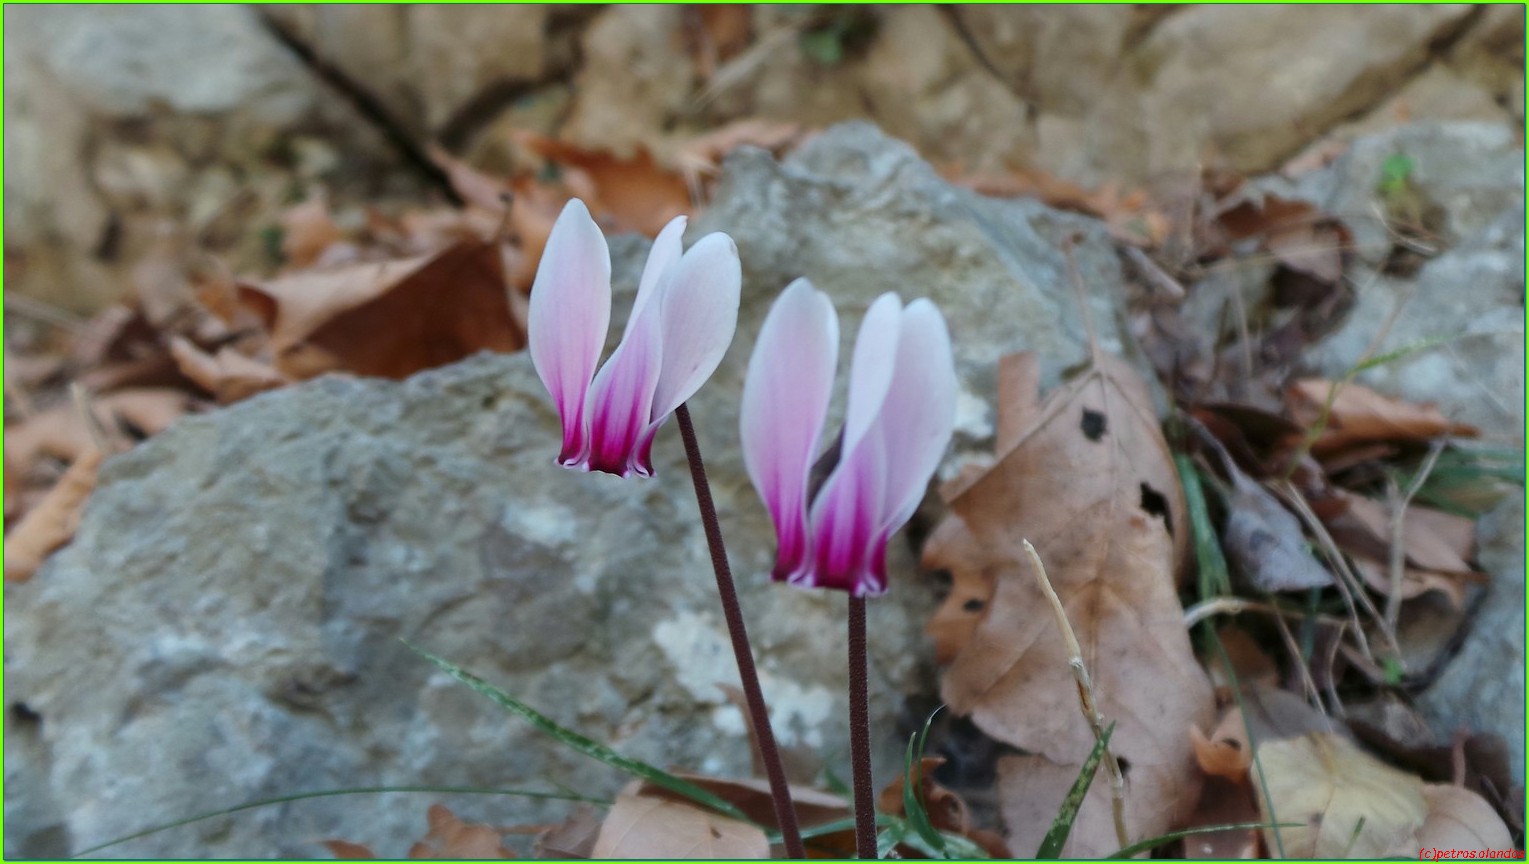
695 121 1136 465
6 354 934 858
264 6 577 137
5 123 1135 857
560 6 1031 175
969 5 1498 185
1104 5 1475 178
1418 490 1526 782
3 5 404 313
1291 122 1525 438
1283 121 1525 780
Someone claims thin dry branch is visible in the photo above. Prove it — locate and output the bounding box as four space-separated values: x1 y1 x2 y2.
1386 440 1447 631
1021 538 1131 851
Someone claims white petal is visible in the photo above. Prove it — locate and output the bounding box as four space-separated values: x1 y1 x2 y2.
740 278 839 580
647 232 742 421
872 299 957 534
629 214 687 328
527 199 612 465
841 293 902 456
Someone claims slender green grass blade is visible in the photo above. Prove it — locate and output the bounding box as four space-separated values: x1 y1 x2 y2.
73 785 604 857
926 830 992 859
1034 722 1114 859
822 762 852 799
771 813 895 846
902 706 946 854
1341 815 1369 857
1106 820 1302 859
406 641 751 824
1207 631 1286 858
1179 454 1288 858
877 819 909 858
1350 335 1454 373
1176 453 1232 601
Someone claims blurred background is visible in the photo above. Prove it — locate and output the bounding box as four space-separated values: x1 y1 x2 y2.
4 5 1525 859
6 5 1522 314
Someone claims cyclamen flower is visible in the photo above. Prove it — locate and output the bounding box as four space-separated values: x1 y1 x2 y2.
742 280 956 597
529 199 741 477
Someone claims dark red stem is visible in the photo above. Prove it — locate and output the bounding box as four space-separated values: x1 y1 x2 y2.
674 404 806 859
849 596 876 859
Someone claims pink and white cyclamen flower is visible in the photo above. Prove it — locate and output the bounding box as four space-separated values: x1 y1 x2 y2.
741 280 957 597
529 199 741 477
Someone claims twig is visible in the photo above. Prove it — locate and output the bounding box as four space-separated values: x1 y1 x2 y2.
1387 440 1447 631
4 294 85 331
674 405 805 858
1181 596 1344 629
1225 261 1255 391
1022 539 1130 850
1280 292 1407 481
1270 480 1402 663
69 382 114 454
1266 594 1326 713
847 597 876 859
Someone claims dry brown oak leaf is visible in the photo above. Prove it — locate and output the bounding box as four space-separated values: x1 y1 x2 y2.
926 351 1214 857
236 240 523 381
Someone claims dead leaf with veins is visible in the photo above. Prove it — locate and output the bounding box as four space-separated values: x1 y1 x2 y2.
925 350 1212 856
236 240 524 380
1252 732 1512 858
515 132 693 237
1191 708 1253 781
1220 461 1334 593
534 805 602 859
168 336 289 404
631 773 848 835
592 786 769 859
1255 732 1427 857
408 803 514 859
1415 784 1514 852
1287 379 1479 459
1322 490 1476 574
4 446 105 582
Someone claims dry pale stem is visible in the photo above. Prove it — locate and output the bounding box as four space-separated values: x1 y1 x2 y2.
1386 440 1446 632
1272 480 1402 662
1021 538 1131 851
1267 595 1327 713
69 382 116 454
1181 595 1345 629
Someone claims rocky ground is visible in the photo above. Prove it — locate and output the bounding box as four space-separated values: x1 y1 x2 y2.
4 5 1524 858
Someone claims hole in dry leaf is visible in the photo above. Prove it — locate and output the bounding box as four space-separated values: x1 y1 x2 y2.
1138 482 1172 535
1081 409 1107 441
937 715 1015 787
115 417 152 443
10 702 41 725
1117 756 1132 779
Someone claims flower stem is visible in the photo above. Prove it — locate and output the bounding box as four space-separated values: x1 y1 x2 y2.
848 596 876 859
674 404 806 859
